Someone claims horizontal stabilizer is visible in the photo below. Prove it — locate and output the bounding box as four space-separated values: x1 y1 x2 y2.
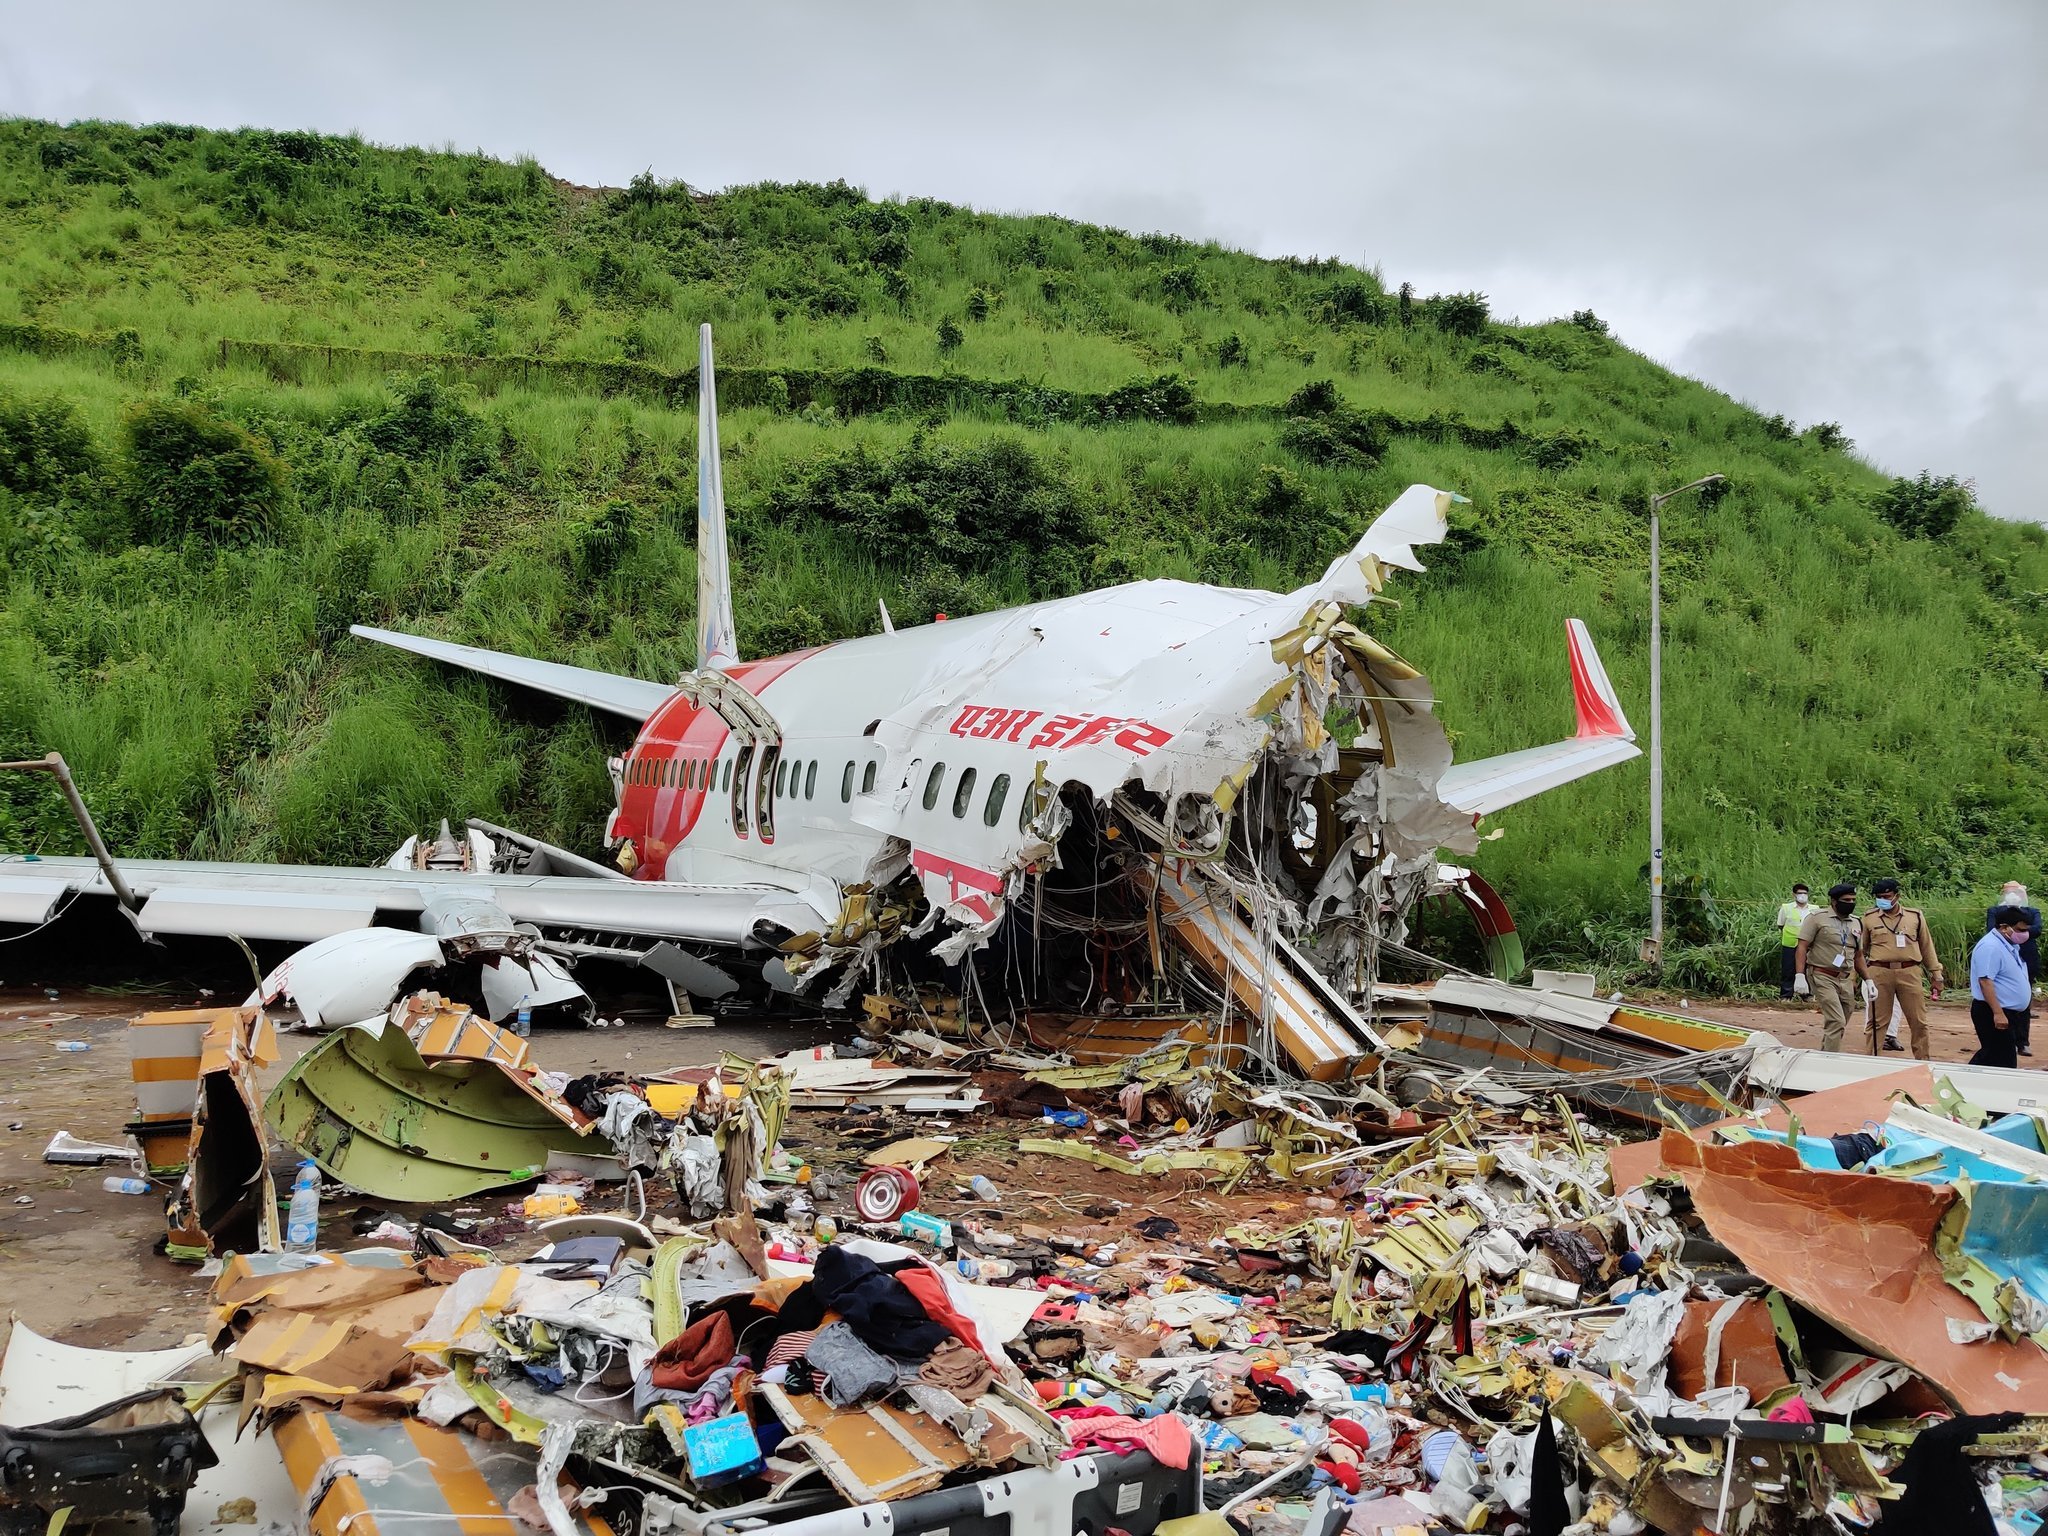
1436 619 1640 817
350 626 674 722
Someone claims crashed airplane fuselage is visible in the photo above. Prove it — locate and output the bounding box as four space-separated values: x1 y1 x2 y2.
2 326 1639 1043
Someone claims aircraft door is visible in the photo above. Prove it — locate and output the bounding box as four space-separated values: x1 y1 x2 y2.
731 744 754 839
755 744 780 844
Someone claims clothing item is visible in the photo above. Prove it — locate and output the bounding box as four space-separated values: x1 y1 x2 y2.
1798 908 1863 968
1859 905 1941 982
893 1265 989 1357
1986 904 2042 979
1775 901 1807 947
805 1321 900 1408
917 1337 994 1398
1872 1412 2022 1536
1052 1406 1193 1470
1811 968 1857 1052
1868 968 1929 1060
1778 944 1797 997
649 1310 736 1393
1970 1000 2027 1070
1971 929 2032 1010
763 1327 819 1372
811 1246 950 1361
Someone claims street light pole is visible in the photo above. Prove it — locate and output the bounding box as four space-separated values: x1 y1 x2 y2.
1644 474 1724 970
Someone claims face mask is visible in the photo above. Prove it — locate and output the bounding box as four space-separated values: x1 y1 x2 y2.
1876 898 1895 911
2005 891 2027 906
1834 900 1855 915
1794 894 1809 907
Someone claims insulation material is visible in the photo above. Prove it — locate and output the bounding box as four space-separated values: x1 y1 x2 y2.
1657 1132 2048 1413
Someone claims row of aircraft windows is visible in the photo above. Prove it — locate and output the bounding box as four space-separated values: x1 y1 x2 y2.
625 751 1025 829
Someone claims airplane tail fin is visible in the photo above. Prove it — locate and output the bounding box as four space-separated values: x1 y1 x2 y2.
1432 620 1640 818
696 324 739 673
1566 616 1633 740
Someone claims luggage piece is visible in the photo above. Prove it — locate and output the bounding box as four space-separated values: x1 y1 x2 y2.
0 1388 218 1536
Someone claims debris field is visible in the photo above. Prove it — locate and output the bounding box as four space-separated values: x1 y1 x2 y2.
5 979 2048 1536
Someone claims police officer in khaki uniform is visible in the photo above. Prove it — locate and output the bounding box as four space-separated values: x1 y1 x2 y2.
1860 876 1943 1059
1793 882 1868 1051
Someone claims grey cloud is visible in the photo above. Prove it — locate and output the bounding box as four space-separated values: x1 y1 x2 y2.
2 1 2040 514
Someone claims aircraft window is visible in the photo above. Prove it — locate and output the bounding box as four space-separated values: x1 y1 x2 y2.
776 758 789 798
923 762 946 812
984 773 1010 827
861 760 877 795
952 766 977 818
718 758 728 792
840 762 854 802
666 759 678 788
805 761 817 800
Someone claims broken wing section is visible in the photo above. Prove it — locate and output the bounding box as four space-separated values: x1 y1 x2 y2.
1434 618 1640 818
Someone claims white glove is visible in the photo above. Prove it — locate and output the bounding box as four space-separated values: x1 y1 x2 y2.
1862 979 1878 1004
1791 973 1809 997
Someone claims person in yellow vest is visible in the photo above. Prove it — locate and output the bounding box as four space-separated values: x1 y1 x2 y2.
1773 883 1812 997
1793 882 1866 1051
1859 876 1943 1059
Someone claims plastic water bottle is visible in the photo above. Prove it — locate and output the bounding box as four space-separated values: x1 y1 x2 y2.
968 1175 1001 1201
515 1004 533 1039
285 1160 322 1253
102 1175 150 1196
55 1041 90 1053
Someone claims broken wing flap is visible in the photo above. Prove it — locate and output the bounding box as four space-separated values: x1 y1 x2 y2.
1433 619 1641 820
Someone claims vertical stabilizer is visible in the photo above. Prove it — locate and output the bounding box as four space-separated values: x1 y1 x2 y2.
696 324 739 672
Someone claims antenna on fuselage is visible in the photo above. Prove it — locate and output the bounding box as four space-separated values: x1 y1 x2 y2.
877 599 895 635
696 324 739 672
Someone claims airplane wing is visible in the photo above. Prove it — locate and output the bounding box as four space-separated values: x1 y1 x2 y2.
1434 618 1641 818
0 854 798 947
351 626 675 722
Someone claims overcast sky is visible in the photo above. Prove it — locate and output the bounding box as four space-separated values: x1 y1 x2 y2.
5 2 2042 518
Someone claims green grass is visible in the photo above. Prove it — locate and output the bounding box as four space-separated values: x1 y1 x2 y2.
2 117 2045 992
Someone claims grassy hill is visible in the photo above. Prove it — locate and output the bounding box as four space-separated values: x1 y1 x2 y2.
2 118 2043 989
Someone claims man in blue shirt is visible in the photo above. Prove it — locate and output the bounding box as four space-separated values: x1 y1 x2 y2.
1986 881 2042 1056
1968 906 2035 1070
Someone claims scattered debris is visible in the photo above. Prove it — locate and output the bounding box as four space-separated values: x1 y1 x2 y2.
15 989 2048 1536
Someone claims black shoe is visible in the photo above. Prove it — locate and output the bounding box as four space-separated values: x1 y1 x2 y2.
1884 1039 1904 1051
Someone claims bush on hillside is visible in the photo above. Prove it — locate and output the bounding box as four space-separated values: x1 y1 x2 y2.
1428 291 1491 337
1875 472 1973 541
568 499 639 580
0 391 102 498
1317 280 1389 326
364 373 483 461
936 318 964 352
758 435 1094 602
1278 380 1388 468
124 400 286 544
750 605 830 656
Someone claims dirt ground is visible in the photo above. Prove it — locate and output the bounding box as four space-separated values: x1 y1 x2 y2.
0 979 2025 1362
1686 992 2008 1061
0 984 846 1353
